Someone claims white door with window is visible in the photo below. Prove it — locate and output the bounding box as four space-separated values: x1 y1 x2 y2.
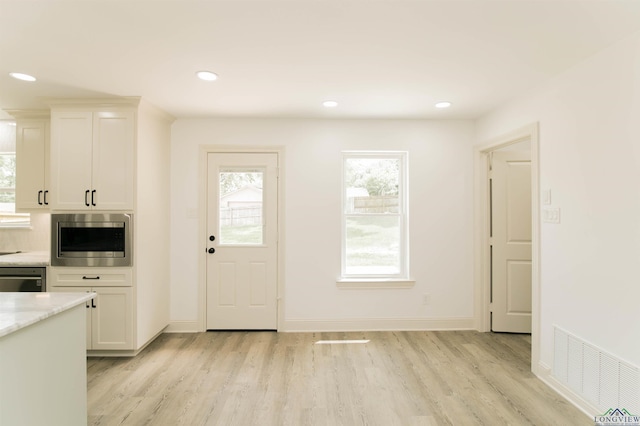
206 152 278 330
490 151 532 333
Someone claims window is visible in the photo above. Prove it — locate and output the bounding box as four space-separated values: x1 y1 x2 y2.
218 168 264 245
342 152 408 279
0 121 29 227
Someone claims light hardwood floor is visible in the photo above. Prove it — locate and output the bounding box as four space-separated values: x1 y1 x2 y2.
87 331 591 425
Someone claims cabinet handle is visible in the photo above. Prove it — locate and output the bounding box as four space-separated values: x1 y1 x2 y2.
91 299 97 309
82 276 101 280
85 190 90 207
91 190 97 206
38 190 43 205
43 190 49 205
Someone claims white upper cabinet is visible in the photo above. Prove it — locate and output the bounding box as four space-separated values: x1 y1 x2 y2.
50 109 135 211
15 118 50 211
50 111 92 210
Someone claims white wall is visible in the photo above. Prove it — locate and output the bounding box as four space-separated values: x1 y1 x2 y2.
476 32 640 368
170 119 475 330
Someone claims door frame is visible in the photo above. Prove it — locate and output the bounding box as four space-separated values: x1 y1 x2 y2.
197 145 285 332
473 123 541 373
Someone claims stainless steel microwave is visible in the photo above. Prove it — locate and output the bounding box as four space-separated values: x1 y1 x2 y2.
51 213 132 267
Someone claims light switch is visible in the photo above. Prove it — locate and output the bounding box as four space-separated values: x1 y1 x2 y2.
543 189 552 205
543 207 560 224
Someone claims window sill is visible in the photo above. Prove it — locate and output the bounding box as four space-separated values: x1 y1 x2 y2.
336 278 415 289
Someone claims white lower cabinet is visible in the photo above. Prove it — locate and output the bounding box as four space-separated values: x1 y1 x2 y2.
53 286 133 350
50 267 134 351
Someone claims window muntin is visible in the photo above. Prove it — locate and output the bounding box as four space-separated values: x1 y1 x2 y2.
218 168 264 245
0 121 29 227
342 152 408 278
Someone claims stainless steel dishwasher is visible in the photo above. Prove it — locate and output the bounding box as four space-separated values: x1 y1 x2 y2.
0 267 46 292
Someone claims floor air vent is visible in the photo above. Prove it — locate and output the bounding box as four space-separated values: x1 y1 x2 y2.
553 326 639 414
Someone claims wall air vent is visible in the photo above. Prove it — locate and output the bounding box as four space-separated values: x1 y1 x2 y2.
553 326 639 414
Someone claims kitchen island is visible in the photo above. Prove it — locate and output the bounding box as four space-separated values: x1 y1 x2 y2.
0 292 95 426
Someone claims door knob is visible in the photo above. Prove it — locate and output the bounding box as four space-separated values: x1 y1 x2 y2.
208 248 215 254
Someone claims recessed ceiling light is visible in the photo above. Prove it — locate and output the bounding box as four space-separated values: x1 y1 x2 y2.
435 101 452 108
196 71 218 81
323 100 338 108
9 72 36 82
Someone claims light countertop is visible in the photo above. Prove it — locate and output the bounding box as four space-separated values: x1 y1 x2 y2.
0 292 95 338
0 251 49 266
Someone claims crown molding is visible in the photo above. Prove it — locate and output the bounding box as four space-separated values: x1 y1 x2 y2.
4 109 50 119
41 96 142 109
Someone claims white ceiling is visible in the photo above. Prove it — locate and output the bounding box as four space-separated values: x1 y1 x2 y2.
2 0 640 120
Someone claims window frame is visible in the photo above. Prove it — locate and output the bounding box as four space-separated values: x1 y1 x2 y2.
340 151 409 281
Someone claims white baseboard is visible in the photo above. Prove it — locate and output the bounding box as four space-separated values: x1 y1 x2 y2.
165 320 200 333
165 317 474 333
282 317 475 332
536 362 599 420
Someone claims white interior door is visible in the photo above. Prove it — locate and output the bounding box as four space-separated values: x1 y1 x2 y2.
206 152 278 330
491 151 532 333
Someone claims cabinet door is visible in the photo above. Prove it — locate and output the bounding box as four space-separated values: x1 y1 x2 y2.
50 111 93 210
49 286 93 349
92 287 133 350
15 119 50 211
92 111 135 210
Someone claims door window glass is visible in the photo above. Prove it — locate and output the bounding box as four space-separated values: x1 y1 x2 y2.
219 169 264 245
